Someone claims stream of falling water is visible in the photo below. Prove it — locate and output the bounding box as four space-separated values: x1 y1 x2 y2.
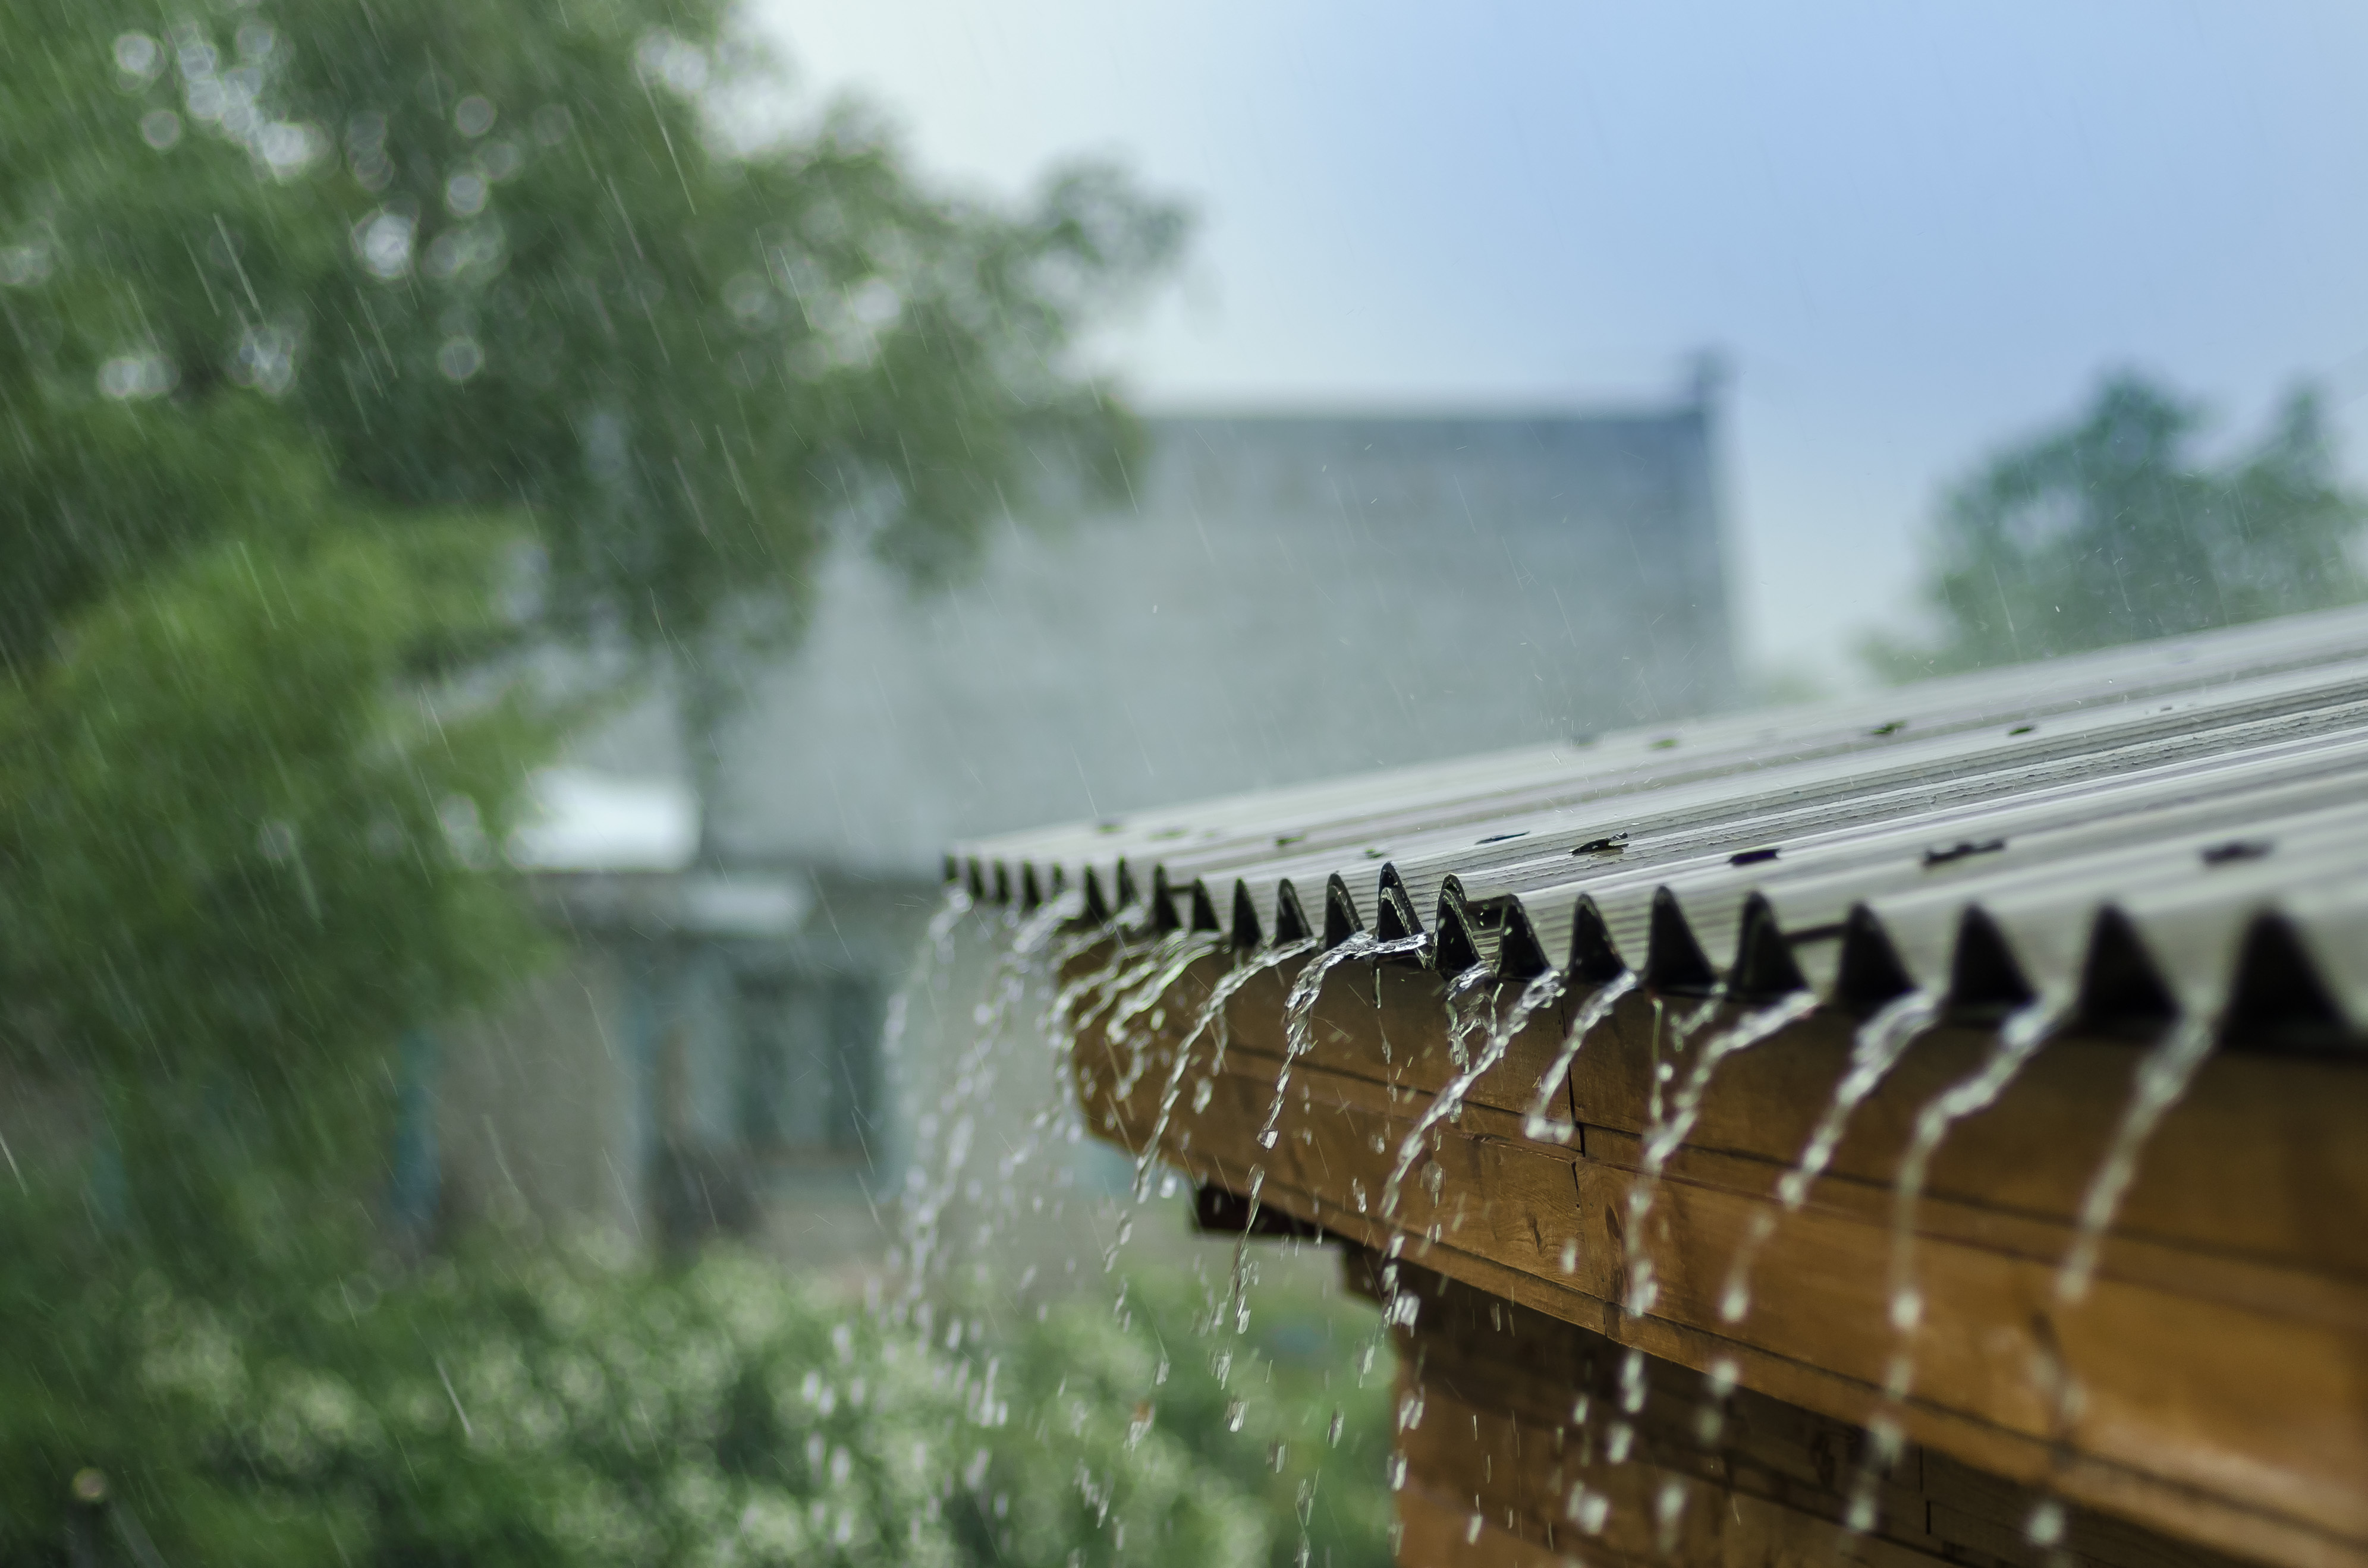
1715 989 1941 1325
897 888 1089 1300
1255 930 1433 1150
1131 938 1319 1203
1441 959 1499 1071
1621 990 1821 1319
1834 999 2067 1535
1883 1001 2066 1342
882 886 1439 1568
2055 1010 2218 1304
1100 930 1229 1107
878 886 975 1080
1520 969 1639 1144
1584 988 1820 1547
1380 967 1564 1220
1238 926 1430 1450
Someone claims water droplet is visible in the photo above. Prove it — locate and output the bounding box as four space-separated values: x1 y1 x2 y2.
446 171 489 218
114 32 162 80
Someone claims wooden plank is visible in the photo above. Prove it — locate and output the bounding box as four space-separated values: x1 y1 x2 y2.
1065 943 2368 1565
1383 1258 2257 1568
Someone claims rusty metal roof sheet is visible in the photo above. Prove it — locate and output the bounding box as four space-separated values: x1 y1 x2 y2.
951 603 2368 1051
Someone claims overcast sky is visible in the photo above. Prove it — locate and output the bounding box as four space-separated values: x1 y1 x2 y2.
752 1 2368 689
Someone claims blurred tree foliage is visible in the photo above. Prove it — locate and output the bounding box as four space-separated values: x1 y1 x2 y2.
0 0 1219 1562
0 1231 1367 1567
3 0 1183 666
0 0 1180 1205
1865 373 2368 679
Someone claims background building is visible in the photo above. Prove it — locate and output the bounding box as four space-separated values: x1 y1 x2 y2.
426 382 1740 1260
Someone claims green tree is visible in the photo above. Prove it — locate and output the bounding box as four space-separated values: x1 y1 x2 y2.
1866 373 2368 678
6 0 1181 660
0 0 1179 1231
0 0 1197 1560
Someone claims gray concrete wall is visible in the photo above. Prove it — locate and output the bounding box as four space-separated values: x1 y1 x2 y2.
695 407 1735 879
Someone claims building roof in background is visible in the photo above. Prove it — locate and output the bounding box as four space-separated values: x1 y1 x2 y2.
685 402 1735 877
955 603 2368 1050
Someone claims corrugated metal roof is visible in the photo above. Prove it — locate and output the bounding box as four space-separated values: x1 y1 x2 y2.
951 603 2368 1051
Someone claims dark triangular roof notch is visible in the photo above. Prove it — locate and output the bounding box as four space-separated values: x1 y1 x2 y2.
1834 904 1917 1015
1230 881 1265 949
1643 887 1721 996
942 853 960 886
1432 878 1488 977
1081 867 1112 925
1491 898 1552 981
965 858 989 902
1023 863 1048 911
1147 866 1184 933
1728 893 1810 1002
990 861 1012 905
1945 906 2037 1024
1049 864 1068 897
1568 896 1629 985
2074 906 2181 1040
1114 859 1141 914
1273 880 1314 944
1375 864 1423 943
1323 873 1366 950
2222 911 2357 1057
1188 879 1223 935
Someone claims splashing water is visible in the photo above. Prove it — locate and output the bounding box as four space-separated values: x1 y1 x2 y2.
1255 930 1432 1150
898 888 1090 1298
2056 1010 2218 1306
1131 938 1319 1202
1885 1001 2065 1343
1716 988 1939 1324
1622 990 1821 1317
1521 969 1639 1144
1380 966 1564 1219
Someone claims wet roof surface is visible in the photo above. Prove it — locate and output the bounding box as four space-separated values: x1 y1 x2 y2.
952 604 2368 1053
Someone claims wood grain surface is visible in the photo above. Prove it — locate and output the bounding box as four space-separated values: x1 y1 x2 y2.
1070 943 2368 1567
